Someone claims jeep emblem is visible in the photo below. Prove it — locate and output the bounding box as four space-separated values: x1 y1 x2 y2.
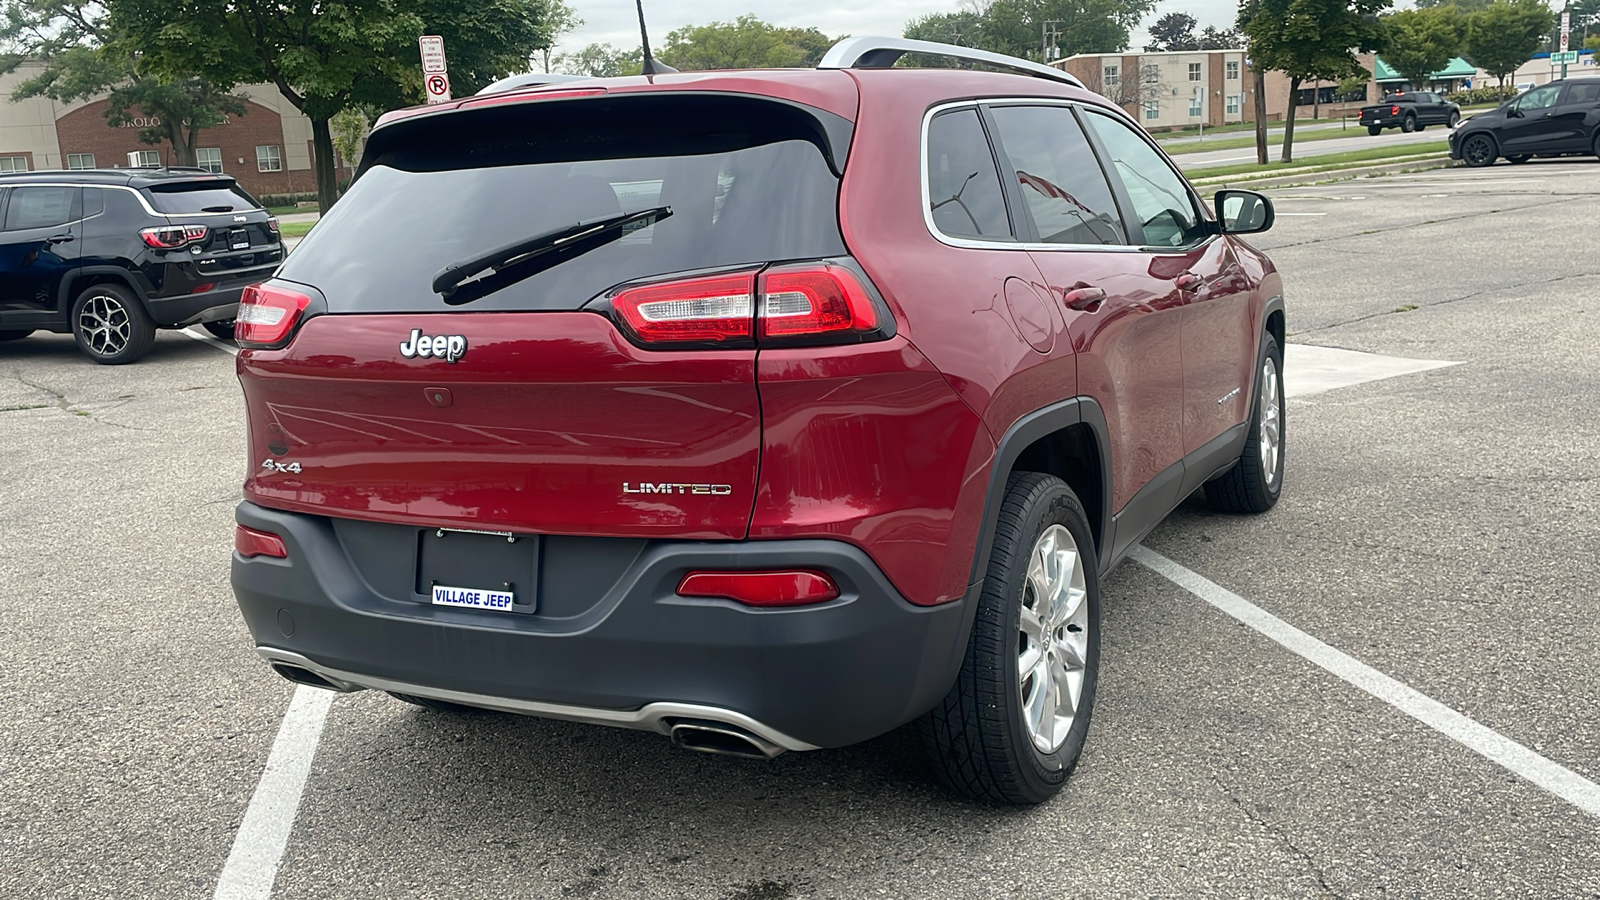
399 329 467 363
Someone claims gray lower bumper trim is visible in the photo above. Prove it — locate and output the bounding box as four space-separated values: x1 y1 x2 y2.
256 647 822 752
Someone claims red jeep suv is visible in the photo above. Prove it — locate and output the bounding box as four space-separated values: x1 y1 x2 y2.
230 37 1285 805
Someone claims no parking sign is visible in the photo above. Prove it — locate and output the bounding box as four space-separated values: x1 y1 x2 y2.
420 35 451 104
425 72 451 104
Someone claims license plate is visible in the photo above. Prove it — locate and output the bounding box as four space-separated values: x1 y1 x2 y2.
432 583 516 611
230 230 250 250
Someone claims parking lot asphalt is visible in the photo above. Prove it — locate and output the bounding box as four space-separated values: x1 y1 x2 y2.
3 159 1599 899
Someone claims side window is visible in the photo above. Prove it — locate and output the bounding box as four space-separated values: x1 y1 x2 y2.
1563 82 1600 105
986 105 1126 245
1081 110 1207 248
83 187 105 218
4 186 80 231
1516 84 1561 112
925 108 1012 240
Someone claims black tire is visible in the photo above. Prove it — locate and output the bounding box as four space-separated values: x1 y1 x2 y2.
1507 154 1531 164
919 471 1101 805
1448 112 1461 128
0 329 34 342
1205 333 1285 514
202 320 236 340
1462 133 1497 168
70 283 155 365
387 691 485 714
1367 125 1382 136
1401 115 1417 133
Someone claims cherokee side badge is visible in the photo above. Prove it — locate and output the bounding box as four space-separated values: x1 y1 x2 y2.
400 329 468 363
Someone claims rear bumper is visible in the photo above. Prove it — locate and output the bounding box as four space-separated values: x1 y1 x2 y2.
145 282 246 327
232 501 975 749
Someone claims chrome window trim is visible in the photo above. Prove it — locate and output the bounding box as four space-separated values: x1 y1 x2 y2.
920 98 1145 254
0 181 261 218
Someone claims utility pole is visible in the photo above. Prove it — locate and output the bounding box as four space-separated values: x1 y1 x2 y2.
1042 20 1064 63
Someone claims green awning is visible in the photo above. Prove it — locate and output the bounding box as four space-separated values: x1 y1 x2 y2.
1373 56 1476 83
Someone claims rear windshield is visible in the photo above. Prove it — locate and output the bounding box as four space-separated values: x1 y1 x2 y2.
144 182 262 214
278 94 848 313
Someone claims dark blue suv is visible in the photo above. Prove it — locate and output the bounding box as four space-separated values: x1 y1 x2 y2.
0 168 283 363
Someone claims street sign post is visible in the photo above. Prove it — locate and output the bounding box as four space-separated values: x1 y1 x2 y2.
1551 51 1581 65
419 35 450 104
1560 10 1570 78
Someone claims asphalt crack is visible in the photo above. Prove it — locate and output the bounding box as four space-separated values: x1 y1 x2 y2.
1292 270 1600 337
1211 773 1345 898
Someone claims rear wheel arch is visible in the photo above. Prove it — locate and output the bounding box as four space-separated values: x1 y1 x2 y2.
968 398 1112 589
59 268 149 314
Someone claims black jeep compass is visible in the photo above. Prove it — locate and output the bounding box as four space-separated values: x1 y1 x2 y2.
0 168 283 364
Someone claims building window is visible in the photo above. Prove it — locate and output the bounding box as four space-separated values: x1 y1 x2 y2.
1227 61 1240 80
256 145 282 172
1189 97 1203 117
66 153 95 170
1143 64 1160 84
1226 94 1241 114
130 150 160 167
1103 64 1120 87
196 147 223 173
1188 62 1202 82
0 157 26 173
1144 100 1160 120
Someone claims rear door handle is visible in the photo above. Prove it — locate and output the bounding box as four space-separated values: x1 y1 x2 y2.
46 233 75 244
1175 272 1204 291
1062 286 1106 310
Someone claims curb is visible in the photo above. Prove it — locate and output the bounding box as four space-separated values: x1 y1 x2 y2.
1189 155 1459 190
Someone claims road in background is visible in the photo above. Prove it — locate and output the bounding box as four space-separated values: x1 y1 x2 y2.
3 160 1599 899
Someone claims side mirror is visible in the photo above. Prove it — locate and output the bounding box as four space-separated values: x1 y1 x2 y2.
1507 106 1523 118
1214 189 1274 235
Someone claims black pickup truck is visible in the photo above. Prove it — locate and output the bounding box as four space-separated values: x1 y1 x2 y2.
1357 91 1461 134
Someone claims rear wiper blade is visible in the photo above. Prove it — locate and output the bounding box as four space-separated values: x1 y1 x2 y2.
432 207 672 304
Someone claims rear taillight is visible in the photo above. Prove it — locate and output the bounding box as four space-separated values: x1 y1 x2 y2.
676 570 840 607
759 263 879 340
234 525 288 559
140 224 208 249
1391 105 1400 116
267 217 280 235
235 283 312 347
605 262 888 349
609 272 755 346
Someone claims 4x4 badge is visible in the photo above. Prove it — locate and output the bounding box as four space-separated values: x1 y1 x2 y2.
400 329 468 363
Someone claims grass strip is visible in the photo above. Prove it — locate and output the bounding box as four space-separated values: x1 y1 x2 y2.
1185 141 1450 180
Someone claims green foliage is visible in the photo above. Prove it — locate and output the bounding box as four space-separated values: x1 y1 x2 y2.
107 0 577 209
655 15 839 70
0 0 246 165
1462 0 1556 87
1239 0 1391 162
1145 12 1198 50
329 108 374 169
1379 7 1465 90
1198 25 1246 49
904 0 1156 62
1588 35 1600 53
554 43 642 77
1415 0 1493 11
1445 85 1516 104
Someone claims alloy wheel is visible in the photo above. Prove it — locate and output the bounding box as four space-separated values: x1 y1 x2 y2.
1259 355 1282 487
77 293 132 357
1464 135 1494 166
1017 523 1089 754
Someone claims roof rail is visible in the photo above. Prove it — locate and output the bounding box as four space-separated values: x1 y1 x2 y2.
817 36 1085 89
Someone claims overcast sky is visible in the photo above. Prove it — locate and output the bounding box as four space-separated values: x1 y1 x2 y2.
556 1 1248 60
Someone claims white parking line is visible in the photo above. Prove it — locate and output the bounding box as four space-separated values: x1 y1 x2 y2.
183 326 240 356
1131 546 1600 819
213 686 335 899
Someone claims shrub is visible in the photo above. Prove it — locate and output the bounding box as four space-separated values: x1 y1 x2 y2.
257 192 318 209
1446 86 1517 105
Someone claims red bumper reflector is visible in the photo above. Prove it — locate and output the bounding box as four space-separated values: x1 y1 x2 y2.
235 525 288 559
676 570 841 607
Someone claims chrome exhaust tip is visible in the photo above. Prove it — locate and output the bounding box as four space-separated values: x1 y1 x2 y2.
669 719 785 759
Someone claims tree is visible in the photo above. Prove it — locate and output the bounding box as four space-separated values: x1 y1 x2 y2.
554 43 642 78
905 0 1157 62
1239 0 1389 163
0 0 246 166
1589 35 1600 53
1197 25 1246 49
1415 0 1493 10
111 0 577 211
1380 7 1465 91
1145 12 1198 51
1462 0 1556 89
1077 55 1161 112
654 16 839 70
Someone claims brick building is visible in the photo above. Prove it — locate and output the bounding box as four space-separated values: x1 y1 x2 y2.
0 60 344 197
